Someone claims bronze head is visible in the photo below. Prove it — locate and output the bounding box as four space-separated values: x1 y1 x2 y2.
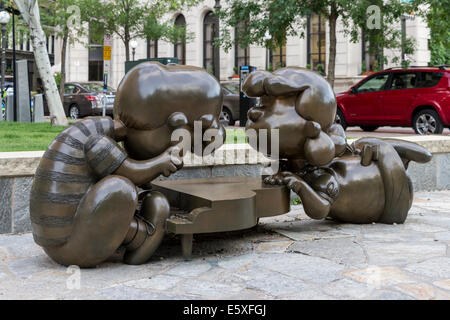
114 62 226 160
244 67 345 166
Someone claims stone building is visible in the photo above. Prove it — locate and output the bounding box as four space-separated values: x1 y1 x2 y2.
60 0 431 92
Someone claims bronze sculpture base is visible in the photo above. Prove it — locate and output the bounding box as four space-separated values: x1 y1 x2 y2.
152 177 291 259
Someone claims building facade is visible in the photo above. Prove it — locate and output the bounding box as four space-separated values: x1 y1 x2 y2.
61 0 431 93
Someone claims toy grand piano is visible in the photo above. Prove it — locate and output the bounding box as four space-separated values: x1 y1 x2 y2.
152 177 291 259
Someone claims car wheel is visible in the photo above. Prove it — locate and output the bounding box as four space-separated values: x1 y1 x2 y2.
69 105 80 120
360 125 379 132
413 109 444 135
335 109 348 130
220 107 235 126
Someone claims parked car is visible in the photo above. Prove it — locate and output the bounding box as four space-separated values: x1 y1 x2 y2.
45 82 116 119
336 66 450 134
220 81 240 126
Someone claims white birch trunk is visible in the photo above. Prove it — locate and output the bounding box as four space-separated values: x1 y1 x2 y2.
15 0 68 126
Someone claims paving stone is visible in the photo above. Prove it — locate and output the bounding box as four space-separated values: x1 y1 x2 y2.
254 253 346 284
0 190 449 300
246 273 308 297
6 255 61 279
323 278 383 300
165 260 212 278
97 284 199 300
278 289 335 300
13 177 34 233
225 288 273 300
402 222 447 233
396 283 450 300
363 241 447 266
405 257 450 280
434 232 450 241
217 253 257 271
0 233 44 260
288 238 367 266
370 289 414 300
174 278 243 299
432 279 450 291
0 246 11 263
362 229 435 242
255 240 293 254
343 266 416 287
123 274 184 291
77 262 164 289
266 219 354 242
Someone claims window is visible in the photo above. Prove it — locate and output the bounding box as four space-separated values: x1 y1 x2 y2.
203 11 217 75
222 82 239 95
270 43 286 70
64 84 75 94
51 35 55 55
19 32 24 50
389 73 418 90
357 74 389 93
307 14 326 72
147 39 158 59
235 22 250 70
416 72 444 88
88 23 104 81
174 14 186 65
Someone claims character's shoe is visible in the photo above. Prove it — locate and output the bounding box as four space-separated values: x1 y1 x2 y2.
123 192 170 265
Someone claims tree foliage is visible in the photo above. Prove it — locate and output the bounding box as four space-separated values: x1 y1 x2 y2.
217 0 422 84
77 0 199 61
419 0 450 65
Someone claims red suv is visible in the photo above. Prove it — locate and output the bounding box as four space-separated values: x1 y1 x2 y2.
336 66 450 134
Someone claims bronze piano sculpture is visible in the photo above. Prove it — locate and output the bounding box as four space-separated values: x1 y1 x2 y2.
29 63 432 267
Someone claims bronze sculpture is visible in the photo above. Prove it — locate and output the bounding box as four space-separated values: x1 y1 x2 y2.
30 63 226 267
244 67 432 224
30 63 432 267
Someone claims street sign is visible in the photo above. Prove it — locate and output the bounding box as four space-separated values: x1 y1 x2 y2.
103 46 111 61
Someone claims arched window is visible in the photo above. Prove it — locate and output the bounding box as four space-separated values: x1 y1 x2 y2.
174 14 186 65
203 11 218 75
235 22 250 70
147 39 158 59
307 14 326 73
269 41 286 70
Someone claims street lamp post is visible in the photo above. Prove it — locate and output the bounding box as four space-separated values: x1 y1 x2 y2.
0 5 10 119
213 0 221 81
130 40 138 62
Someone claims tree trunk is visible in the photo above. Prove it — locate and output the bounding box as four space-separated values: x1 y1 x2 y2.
124 27 130 61
327 3 338 89
59 32 68 102
125 40 130 62
15 0 68 126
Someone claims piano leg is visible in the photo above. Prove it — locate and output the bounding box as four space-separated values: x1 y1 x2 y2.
181 234 193 260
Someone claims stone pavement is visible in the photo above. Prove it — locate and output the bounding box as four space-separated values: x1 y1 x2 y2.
0 191 449 300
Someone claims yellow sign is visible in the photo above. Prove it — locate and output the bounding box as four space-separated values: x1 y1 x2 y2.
103 46 111 61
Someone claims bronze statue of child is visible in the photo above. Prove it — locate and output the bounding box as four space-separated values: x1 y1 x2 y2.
244 67 432 224
30 62 225 267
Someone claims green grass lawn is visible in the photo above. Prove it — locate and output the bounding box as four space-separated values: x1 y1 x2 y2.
0 122 67 152
0 122 247 152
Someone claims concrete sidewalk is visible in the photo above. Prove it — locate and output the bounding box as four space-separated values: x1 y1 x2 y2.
0 191 449 300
